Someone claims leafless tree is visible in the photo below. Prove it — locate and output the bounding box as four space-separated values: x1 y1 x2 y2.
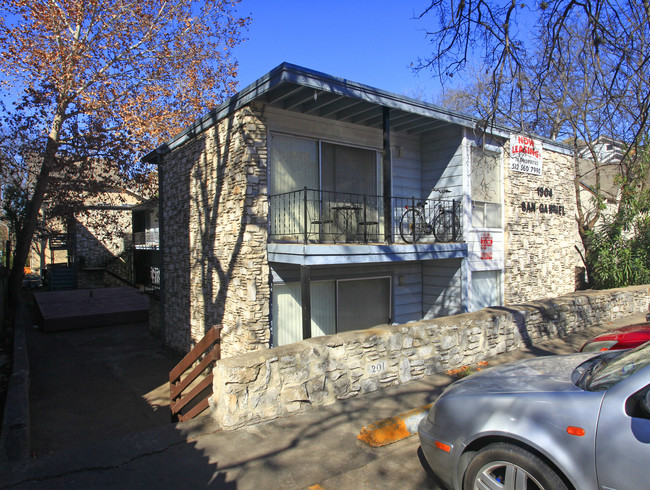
419 0 650 283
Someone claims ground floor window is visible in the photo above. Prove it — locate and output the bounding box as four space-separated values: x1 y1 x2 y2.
470 269 502 311
272 277 391 347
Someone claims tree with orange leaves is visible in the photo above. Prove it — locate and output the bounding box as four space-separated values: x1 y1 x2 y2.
0 0 249 314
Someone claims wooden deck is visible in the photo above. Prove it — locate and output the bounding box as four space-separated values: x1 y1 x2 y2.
34 287 149 332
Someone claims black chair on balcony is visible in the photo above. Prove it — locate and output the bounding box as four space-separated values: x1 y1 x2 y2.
310 216 333 242
309 200 333 242
357 218 378 242
357 198 379 243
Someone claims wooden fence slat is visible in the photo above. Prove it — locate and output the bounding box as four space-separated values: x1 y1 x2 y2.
170 348 220 400
169 326 221 383
177 397 211 422
169 325 222 422
170 374 214 415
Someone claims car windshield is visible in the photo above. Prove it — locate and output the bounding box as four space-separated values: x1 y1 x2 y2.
577 341 650 391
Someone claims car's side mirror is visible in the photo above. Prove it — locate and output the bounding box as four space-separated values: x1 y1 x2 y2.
643 391 650 417
627 388 650 418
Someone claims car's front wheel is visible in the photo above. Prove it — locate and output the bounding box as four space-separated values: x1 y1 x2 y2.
463 443 568 490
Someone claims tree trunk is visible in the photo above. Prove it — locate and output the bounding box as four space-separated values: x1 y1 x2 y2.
5 110 65 327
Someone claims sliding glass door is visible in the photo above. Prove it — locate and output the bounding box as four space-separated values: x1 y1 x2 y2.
269 133 381 241
272 277 391 347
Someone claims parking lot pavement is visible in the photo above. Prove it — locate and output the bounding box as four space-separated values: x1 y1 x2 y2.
2 309 645 488
25 316 181 455
313 438 445 490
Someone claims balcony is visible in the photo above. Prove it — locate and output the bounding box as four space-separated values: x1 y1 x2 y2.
269 188 462 245
133 228 159 250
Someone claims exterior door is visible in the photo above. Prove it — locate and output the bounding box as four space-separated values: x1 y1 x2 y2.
470 269 501 311
269 134 319 239
595 374 650 489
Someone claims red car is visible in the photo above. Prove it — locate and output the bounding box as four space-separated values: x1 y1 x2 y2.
581 322 650 352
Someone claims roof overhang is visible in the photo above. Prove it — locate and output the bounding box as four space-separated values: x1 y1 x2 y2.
143 63 572 162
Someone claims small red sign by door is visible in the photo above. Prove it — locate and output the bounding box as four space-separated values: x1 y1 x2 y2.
480 233 493 260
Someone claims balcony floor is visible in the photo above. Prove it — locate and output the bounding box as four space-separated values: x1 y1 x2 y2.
267 241 468 265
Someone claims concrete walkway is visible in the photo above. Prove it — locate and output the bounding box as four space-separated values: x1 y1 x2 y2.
1 292 645 489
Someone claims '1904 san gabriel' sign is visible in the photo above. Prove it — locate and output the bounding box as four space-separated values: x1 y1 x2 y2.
510 135 543 176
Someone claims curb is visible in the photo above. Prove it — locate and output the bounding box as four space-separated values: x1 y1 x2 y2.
357 403 433 447
0 302 31 463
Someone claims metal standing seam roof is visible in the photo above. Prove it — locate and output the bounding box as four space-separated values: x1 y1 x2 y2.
142 62 572 163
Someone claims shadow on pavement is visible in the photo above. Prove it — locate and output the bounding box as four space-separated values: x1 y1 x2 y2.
26 306 181 456
3 291 645 489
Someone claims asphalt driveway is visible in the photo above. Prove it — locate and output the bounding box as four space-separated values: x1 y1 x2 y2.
3 292 646 489
25 296 181 455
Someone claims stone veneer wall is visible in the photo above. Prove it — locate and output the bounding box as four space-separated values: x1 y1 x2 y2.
503 145 582 304
210 285 649 429
161 102 270 356
75 208 133 268
148 292 162 339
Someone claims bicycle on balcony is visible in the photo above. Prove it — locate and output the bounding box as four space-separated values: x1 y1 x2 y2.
399 189 461 243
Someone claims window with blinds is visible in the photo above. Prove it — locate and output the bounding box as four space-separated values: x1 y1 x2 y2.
271 277 391 347
470 147 502 228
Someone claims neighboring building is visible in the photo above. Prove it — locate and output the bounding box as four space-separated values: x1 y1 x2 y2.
576 137 625 226
144 63 581 356
28 186 148 289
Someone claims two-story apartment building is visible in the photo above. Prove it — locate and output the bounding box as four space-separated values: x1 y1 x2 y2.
144 63 581 356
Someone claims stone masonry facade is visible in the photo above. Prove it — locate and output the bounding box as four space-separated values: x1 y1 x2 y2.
75 207 133 269
503 145 582 304
160 102 271 356
210 285 650 429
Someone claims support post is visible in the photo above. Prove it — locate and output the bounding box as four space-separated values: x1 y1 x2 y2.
300 265 311 340
382 107 393 243
303 187 308 244
156 151 166 346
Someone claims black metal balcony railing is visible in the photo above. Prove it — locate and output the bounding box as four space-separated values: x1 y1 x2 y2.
148 265 161 292
134 228 159 249
269 188 462 244
49 233 72 250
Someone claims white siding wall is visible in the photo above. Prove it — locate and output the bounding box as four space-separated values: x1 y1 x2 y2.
392 132 421 199
422 258 463 319
392 261 423 324
422 126 464 201
463 130 506 310
419 128 465 319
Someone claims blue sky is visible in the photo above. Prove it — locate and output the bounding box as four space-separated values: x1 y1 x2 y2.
232 0 442 102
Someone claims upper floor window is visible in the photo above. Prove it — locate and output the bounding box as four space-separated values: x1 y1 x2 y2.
470 146 502 228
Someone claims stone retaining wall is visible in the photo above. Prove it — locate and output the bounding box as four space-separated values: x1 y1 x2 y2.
210 285 650 429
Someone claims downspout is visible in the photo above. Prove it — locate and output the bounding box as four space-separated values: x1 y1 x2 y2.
156 150 166 347
382 107 393 243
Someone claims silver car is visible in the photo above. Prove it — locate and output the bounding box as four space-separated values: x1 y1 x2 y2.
418 342 650 489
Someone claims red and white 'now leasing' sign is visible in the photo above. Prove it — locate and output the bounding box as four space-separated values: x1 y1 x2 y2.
510 135 543 176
